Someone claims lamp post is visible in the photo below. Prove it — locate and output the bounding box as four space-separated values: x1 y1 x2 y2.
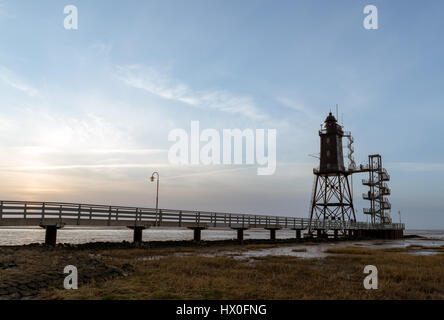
150 172 159 213
398 210 402 225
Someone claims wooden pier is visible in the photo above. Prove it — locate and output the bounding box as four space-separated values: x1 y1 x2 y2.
0 200 405 245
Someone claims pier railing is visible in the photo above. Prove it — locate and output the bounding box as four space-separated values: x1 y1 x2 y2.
0 200 405 231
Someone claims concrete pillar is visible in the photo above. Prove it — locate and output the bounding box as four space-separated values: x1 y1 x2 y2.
296 229 301 239
265 228 277 240
237 229 243 241
127 226 146 244
188 227 206 241
271 229 276 240
133 226 145 243
194 228 201 241
236 229 246 241
44 226 58 246
231 228 248 241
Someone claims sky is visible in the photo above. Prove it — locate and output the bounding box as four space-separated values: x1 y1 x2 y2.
0 0 443 229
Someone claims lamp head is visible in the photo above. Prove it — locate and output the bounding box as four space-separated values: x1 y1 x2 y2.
150 176 155 182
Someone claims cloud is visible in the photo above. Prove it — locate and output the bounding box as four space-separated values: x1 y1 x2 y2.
276 97 317 119
0 107 169 171
0 163 170 172
114 65 267 120
20 146 167 156
0 66 39 97
23 112 135 150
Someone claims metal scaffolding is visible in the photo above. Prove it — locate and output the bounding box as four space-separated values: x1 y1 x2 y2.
362 154 392 224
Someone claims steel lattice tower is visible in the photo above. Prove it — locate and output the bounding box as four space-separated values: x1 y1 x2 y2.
363 154 392 224
308 113 356 234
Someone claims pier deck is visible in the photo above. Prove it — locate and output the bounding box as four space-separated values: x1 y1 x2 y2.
0 200 405 245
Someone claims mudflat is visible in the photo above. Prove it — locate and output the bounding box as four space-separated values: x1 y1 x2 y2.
1 239 443 300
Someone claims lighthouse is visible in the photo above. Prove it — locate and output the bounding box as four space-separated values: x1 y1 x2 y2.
319 112 345 173
308 112 356 236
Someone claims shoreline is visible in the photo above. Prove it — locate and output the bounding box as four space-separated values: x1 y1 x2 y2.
0 234 421 251
0 227 426 247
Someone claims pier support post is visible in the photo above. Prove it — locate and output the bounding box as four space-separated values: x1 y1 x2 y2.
232 228 248 242
194 228 201 241
265 228 280 241
127 226 146 244
237 229 243 241
40 224 63 246
316 229 322 239
133 226 145 243
291 228 302 239
44 226 58 246
188 227 206 242
296 229 301 239
334 229 338 239
270 229 276 240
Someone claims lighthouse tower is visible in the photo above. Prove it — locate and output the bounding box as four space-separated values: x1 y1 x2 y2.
308 112 356 234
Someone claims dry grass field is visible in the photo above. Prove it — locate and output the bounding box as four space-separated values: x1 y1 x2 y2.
30 243 444 300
